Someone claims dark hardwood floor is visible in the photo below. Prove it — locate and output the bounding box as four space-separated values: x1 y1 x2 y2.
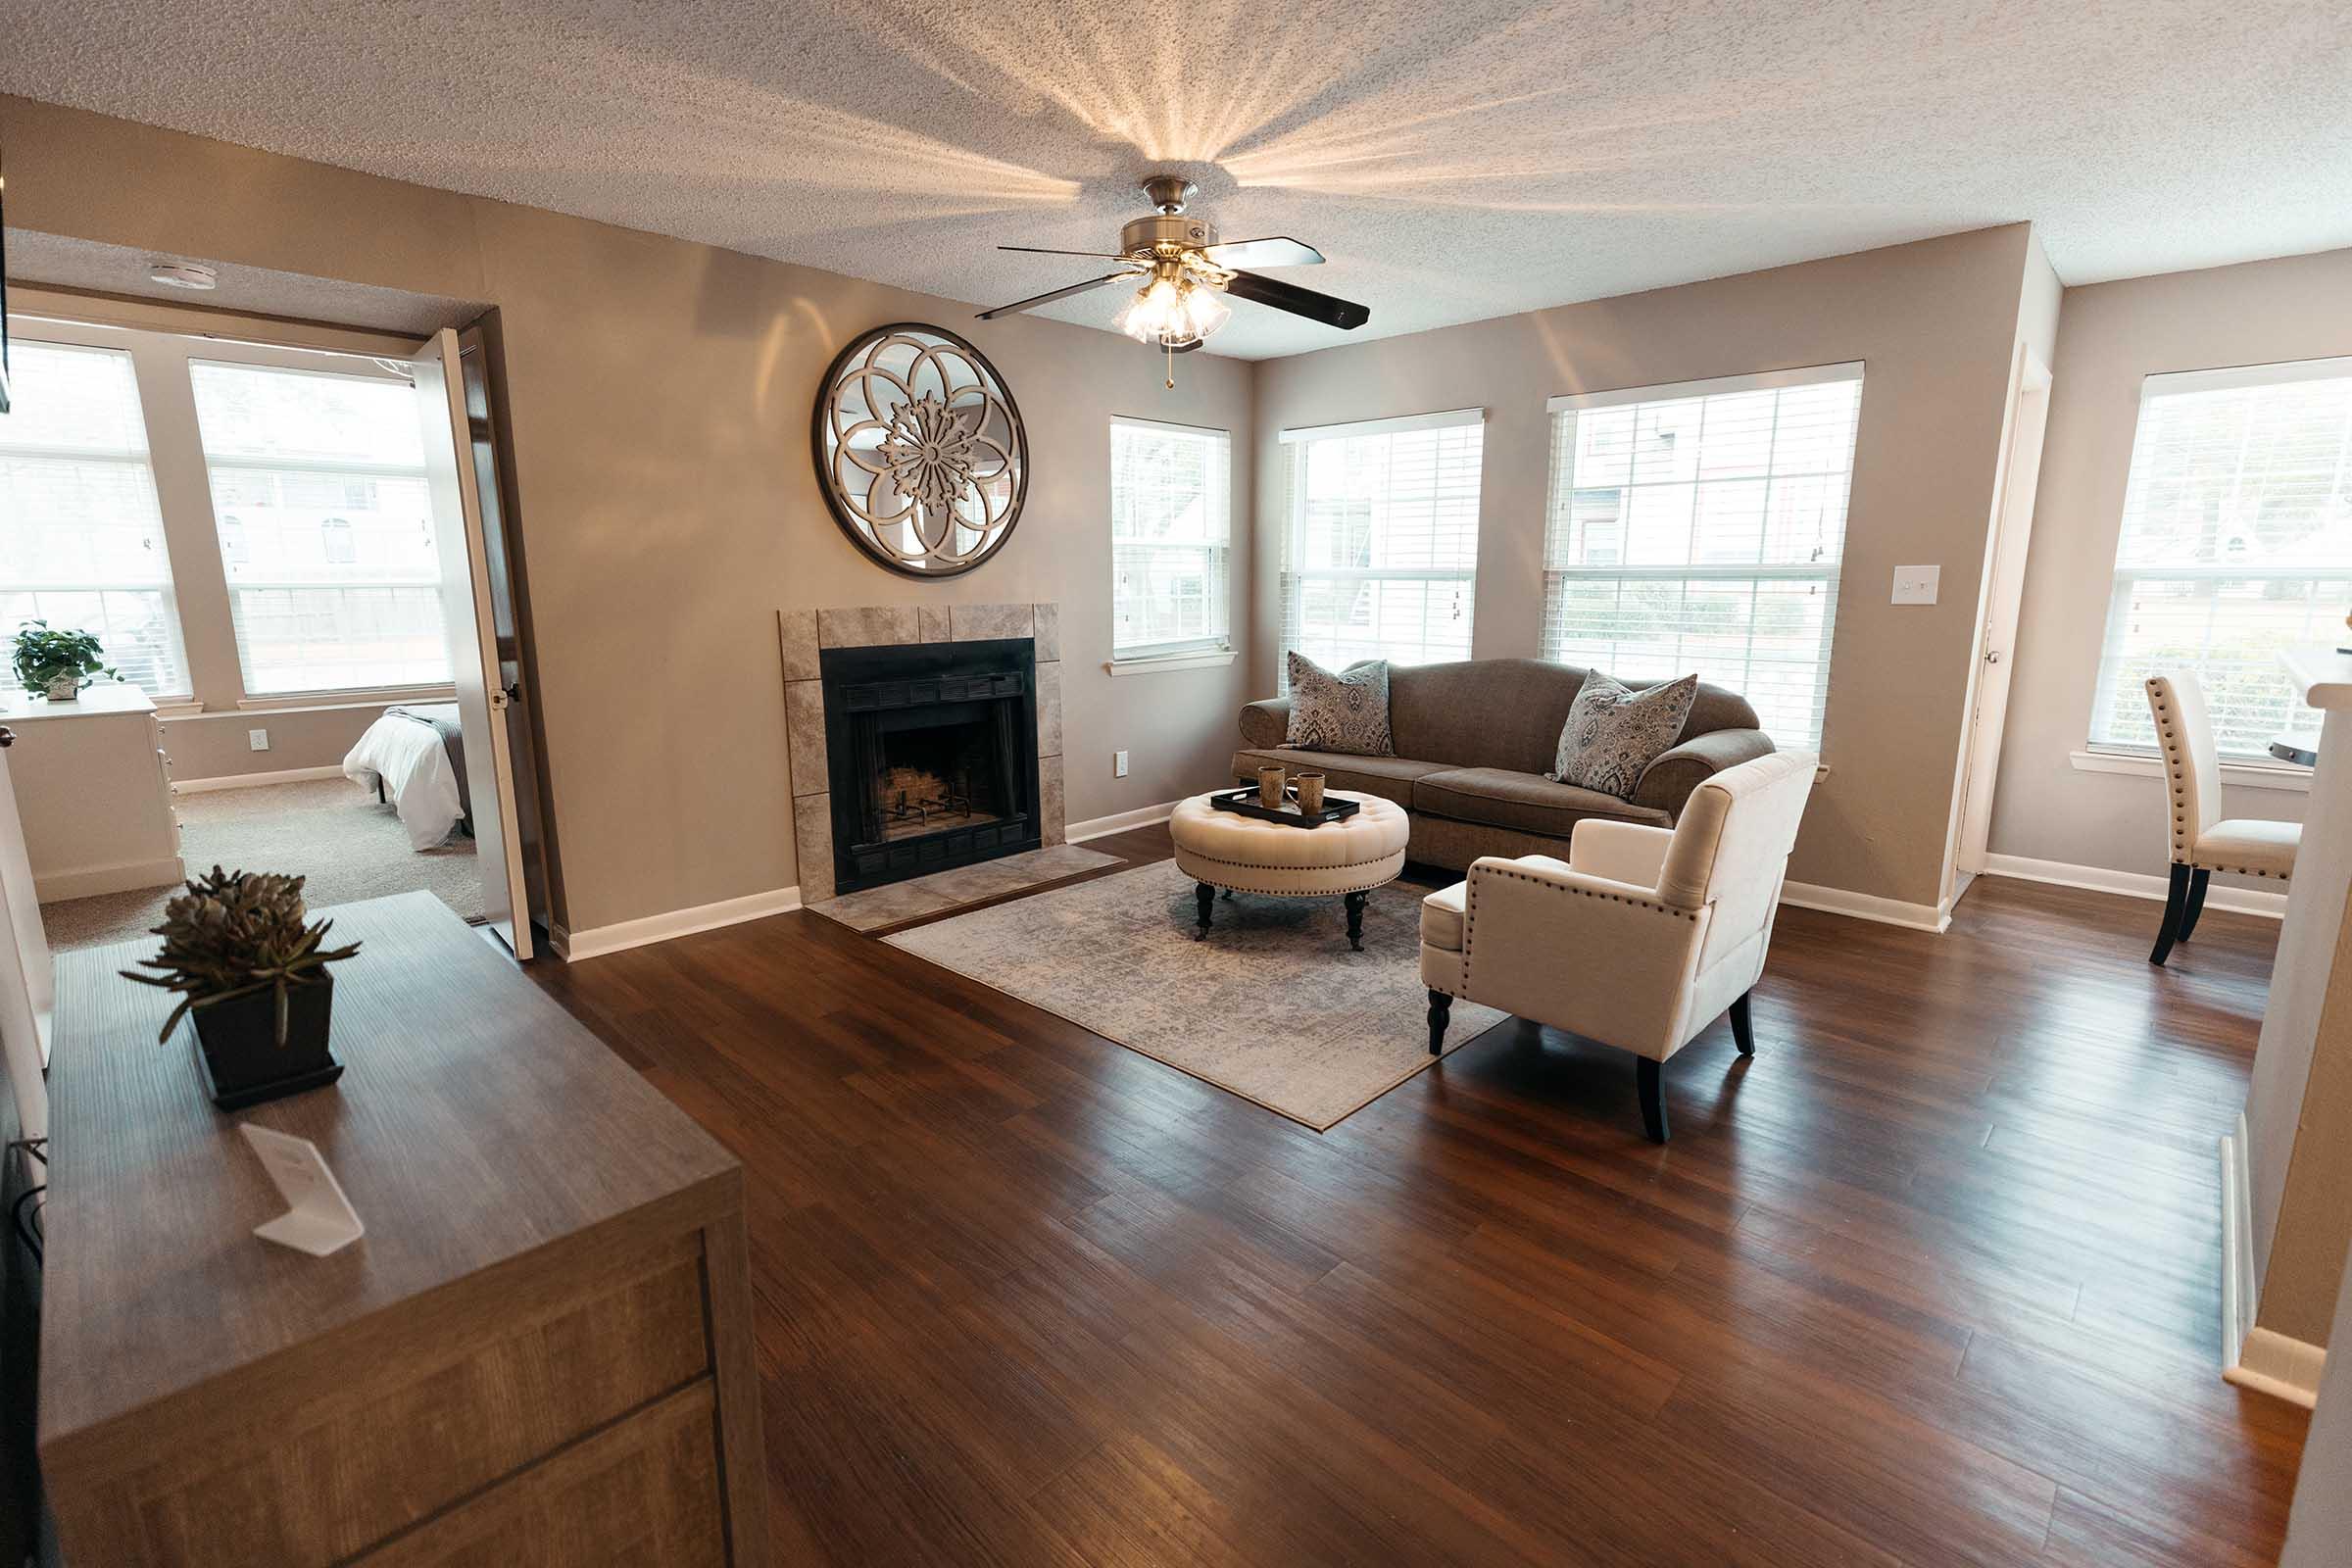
531 829 2310 1566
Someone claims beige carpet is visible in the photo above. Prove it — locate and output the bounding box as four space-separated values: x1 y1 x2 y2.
40 777 483 952
886 858 1506 1130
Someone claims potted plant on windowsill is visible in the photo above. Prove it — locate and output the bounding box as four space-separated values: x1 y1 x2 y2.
122 867 363 1109
11 620 118 702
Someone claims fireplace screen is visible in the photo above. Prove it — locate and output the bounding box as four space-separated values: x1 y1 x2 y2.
819 637 1041 894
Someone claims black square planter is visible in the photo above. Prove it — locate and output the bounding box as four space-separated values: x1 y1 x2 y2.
189 974 344 1110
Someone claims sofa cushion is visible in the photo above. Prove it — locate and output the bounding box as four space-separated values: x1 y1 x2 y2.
1548 672 1698 799
1413 767 1672 838
1386 659 1759 777
1232 748 1452 808
1284 653 1394 756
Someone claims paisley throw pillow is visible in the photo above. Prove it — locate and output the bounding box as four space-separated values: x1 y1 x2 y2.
1549 672 1698 800
1284 653 1395 757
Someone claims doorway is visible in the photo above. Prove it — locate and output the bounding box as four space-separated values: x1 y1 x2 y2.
1945 344 2054 908
0 301 546 963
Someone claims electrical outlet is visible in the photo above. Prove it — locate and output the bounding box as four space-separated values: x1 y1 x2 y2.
1113 750 1130 779
247 727 270 752
1891 565 1940 606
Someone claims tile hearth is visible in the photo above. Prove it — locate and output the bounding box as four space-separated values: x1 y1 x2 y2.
778 601 1063 905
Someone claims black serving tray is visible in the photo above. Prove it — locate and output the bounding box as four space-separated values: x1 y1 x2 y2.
1208 786 1361 828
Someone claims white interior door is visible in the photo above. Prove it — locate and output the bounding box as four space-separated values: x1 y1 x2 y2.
413 329 533 958
0 727 52 1141
1954 349 2054 882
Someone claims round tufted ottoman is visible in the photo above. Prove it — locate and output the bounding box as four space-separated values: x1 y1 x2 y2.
1168 790 1410 950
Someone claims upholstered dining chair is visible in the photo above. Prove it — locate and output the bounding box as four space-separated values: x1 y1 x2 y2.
2142 673 2300 965
1419 750 1818 1142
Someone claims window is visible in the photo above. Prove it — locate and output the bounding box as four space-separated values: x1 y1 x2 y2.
1110 416 1231 659
1279 409 1483 677
1542 364 1863 752
0 340 191 699
188 361 453 696
2088 359 2352 760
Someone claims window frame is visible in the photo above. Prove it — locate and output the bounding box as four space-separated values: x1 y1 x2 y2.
1276 407 1485 684
1540 363 1865 754
0 326 195 703
2083 355 2352 763
1106 414 1234 667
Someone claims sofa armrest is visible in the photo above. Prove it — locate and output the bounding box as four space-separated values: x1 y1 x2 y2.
1633 727 1777 817
1568 820 1674 890
1239 698 1293 750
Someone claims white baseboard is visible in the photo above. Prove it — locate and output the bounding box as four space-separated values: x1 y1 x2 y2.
36 855 184 903
1780 879 1951 933
551 885 803 961
172 764 349 794
1982 853 2288 919
1067 800 1179 843
2220 1113 2326 1408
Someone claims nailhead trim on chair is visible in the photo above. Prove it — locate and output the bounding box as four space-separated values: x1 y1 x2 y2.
2144 676 2292 882
1457 863 1700 996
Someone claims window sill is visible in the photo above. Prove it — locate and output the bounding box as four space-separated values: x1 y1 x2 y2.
2070 748 2311 793
1105 649 1238 677
235 685 459 713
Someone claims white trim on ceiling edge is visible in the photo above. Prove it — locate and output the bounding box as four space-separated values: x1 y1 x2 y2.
2221 1113 2326 1408
551 886 802 961
1983 853 2288 919
172 763 348 793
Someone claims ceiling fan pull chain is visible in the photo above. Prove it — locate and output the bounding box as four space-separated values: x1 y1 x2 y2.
1165 339 1176 391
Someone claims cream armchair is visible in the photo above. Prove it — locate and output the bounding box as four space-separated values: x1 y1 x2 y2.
1420 750 1818 1142
2142 672 2300 965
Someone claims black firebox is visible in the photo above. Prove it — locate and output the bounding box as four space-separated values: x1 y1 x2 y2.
819 637 1041 896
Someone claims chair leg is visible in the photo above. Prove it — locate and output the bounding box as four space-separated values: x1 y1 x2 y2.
1427 990 1451 1056
1638 1057 1668 1143
2149 863 2191 965
2178 869 2212 943
1729 992 1755 1057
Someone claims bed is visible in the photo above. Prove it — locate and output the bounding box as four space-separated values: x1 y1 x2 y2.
343 704 474 850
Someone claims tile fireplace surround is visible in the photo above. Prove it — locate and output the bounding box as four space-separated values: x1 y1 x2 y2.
778 603 1063 904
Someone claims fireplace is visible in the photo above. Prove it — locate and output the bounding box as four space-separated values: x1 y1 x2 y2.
819 637 1041 895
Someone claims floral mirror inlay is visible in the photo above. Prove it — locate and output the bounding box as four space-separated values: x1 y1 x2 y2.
813 323 1028 577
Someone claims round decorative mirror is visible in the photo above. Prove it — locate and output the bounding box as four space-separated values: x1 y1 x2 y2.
811 322 1028 577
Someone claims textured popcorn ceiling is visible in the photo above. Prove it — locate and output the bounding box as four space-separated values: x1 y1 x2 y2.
6 1 2349 359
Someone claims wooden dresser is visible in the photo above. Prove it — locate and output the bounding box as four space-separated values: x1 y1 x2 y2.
37 892 768 1566
0 682 180 903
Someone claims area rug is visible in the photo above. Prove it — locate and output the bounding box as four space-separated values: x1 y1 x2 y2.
885 858 1505 1130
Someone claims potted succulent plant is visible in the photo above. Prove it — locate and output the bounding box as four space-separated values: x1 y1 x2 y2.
11 619 117 701
122 866 362 1108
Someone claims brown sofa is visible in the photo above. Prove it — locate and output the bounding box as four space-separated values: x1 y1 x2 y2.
1234 658 1774 873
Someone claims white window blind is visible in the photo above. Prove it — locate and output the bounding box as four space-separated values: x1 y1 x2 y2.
1110 416 1231 658
1542 365 1863 752
1279 410 1483 679
2089 359 2352 760
188 361 454 696
0 340 191 699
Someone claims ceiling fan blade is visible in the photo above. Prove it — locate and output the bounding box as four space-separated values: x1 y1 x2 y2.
1200 236 1325 269
998 245 1135 261
1223 270 1370 331
975 270 1142 320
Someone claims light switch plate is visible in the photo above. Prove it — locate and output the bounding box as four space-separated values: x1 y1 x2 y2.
248 727 270 752
1891 565 1940 606
1113 750 1130 778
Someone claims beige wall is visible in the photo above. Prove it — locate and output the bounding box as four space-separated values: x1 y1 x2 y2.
2 95 1255 934
2282 1234 2352 1565
1251 226 2039 908
1986 249 2352 883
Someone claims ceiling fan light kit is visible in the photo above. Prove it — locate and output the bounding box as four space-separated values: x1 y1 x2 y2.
977 174 1368 388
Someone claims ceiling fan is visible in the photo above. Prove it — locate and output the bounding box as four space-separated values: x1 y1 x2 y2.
976 175 1370 385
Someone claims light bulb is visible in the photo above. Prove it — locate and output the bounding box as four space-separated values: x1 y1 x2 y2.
1180 284 1231 341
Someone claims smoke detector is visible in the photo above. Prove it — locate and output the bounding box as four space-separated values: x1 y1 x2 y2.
147 261 218 291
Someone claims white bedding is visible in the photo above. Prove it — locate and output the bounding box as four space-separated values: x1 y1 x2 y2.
344 705 466 850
